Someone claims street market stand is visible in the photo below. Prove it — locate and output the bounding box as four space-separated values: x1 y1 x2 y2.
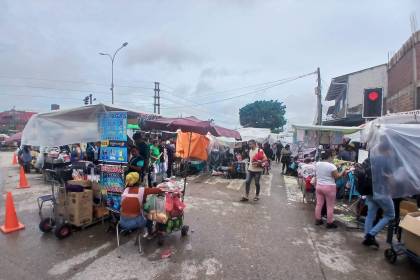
143 116 241 195
21 104 150 239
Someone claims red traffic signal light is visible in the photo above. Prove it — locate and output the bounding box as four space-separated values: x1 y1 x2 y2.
363 88 383 118
368 91 379 101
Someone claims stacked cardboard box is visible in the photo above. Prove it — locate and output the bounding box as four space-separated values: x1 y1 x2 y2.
400 212 420 256
93 205 109 218
400 200 418 218
66 190 93 227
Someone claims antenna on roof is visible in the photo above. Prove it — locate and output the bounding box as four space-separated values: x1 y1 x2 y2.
410 12 417 34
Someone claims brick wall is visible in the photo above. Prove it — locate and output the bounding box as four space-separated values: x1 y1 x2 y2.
387 85 415 113
388 47 414 97
417 43 420 81
387 39 420 113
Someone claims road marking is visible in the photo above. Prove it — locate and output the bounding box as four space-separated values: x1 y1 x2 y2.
178 258 223 280
283 176 303 203
48 242 111 276
70 242 170 280
304 227 356 274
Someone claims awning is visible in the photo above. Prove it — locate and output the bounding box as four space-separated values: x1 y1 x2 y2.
22 103 152 147
292 124 362 134
143 116 241 139
325 75 348 101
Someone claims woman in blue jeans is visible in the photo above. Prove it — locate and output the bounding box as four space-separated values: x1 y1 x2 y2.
363 195 395 248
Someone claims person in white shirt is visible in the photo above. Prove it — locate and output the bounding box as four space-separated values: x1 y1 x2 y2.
314 150 347 229
240 140 267 202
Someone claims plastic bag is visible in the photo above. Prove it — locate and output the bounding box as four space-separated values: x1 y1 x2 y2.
145 195 168 224
366 124 420 198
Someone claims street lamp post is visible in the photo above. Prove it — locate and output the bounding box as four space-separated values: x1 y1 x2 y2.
99 42 128 104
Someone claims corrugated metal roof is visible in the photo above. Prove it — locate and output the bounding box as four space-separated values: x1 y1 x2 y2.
327 106 336 115
325 75 348 101
325 64 387 101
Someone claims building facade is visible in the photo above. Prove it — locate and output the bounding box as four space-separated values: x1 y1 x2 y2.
324 64 388 126
0 109 37 133
387 30 420 113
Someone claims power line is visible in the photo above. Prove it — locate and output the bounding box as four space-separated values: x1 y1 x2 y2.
163 72 316 99
0 75 154 90
161 72 315 109
0 83 110 94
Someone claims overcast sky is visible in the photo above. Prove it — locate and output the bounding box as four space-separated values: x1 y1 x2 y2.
1 0 419 128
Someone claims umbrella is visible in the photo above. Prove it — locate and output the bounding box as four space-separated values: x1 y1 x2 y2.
5 132 22 144
143 116 241 140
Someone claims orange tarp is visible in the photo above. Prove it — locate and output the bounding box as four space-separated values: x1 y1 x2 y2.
176 132 209 161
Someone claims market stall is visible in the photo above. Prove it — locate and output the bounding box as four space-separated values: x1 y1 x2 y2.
143 116 241 193
21 104 151 239
291 124 365 225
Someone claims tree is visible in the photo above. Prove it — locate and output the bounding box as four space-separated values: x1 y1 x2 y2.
239 100 286 131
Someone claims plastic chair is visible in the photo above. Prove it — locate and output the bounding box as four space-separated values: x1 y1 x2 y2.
108 208 143 254
347 171 360 202
116 221 143 254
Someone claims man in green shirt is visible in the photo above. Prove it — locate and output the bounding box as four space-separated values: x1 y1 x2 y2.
149 140 161 185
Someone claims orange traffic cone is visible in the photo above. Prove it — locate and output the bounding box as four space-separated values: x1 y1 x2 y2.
12 153 17 165
17 166 30 189
0 192 25 233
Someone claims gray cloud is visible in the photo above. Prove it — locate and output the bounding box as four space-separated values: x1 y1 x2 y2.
200 67 230 79
0 0 419 127
125 38 203 68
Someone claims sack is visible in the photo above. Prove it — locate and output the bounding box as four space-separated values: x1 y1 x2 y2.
305 176 315 192
281 154 290 163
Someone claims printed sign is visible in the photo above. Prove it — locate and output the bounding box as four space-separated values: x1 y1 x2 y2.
100 165 125 193
100 146 128 163
98 111 128 211
99 112 128 141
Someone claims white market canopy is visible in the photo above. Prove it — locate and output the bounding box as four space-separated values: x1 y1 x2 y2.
22 104 150 147
236 127 272 142
292 124 362 134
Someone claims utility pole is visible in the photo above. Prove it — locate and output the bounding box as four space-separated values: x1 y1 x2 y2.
154 82 160 114
316 67 322 125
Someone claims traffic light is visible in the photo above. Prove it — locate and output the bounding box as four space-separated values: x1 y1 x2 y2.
83 96 89 105
363 88 383 118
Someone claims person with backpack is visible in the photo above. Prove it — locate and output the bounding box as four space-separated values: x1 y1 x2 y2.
240 140 267 202
280 144 291 174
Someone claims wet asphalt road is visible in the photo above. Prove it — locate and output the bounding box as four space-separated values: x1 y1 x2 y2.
0 151 419 280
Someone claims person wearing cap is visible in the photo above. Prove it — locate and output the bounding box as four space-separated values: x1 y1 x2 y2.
120 172 163 231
